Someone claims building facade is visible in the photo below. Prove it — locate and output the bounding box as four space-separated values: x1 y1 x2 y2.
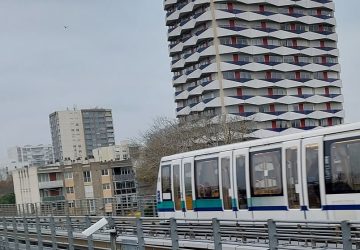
49 110 87 162
92 141 130 162
164 0 344 137
49 108 115 162
81 109 115 158
7 144 54 167
12 160 136 216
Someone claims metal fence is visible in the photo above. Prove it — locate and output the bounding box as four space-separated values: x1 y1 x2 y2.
0 195 157 218
1 216 360 250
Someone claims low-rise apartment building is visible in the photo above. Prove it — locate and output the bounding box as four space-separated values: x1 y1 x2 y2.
12 160 136 216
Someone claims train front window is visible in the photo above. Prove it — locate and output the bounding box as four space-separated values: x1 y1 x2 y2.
236 155 248 209
161 165 172 201
286 147 300 209
306 144 321 209
250 149 283 197
325 138 360 194
195 158 219 199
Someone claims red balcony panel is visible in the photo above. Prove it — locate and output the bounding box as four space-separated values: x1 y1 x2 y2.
299 103 304 111
325 86 330 96
229 20 235 28
233 54 239 62
231 36 237 45
297 87 303 96
300 119 305 128
326 102 331 110
259 5 265 13
263 38 268 46
237 88 243 96
239 105 244 113
265 55 270 64
270 104 275 112
272 121 276 129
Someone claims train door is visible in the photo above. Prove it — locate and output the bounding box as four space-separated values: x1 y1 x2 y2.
249 144 287 220
233 148 253 220
193 154 221 219
219 151 235 219
182 157 197 219
172 160 183 218
282 140 305 220
301 136 327 220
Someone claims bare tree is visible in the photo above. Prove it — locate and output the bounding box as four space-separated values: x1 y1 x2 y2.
131 115 254 194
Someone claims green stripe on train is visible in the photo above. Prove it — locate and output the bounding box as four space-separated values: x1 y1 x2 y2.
157 201 174 210
194 199 222 208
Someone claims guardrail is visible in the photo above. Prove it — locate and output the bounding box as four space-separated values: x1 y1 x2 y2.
0 195 157 218
0 216 360 250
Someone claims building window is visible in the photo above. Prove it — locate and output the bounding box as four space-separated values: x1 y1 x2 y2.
103 198 113 204
102 183 111 190
64 172 73 179
324 137 360 194
101 169 109 176
83 171 92 183
68 201 75 208
66 187 74 194
195 158 219 199
250 149 283 197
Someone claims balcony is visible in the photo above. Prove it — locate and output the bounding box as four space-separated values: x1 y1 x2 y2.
38 180 64 189
42 195 65 202
113 174 135 182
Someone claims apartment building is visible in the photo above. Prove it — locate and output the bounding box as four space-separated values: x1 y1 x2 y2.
92 141 130 162
13 160 136 216
49 108 115 162
164 0 344 137
7 144 54 167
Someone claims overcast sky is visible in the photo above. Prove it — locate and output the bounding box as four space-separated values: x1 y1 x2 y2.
0 0 359 159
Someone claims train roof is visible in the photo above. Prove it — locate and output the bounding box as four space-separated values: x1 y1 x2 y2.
161 122 360 163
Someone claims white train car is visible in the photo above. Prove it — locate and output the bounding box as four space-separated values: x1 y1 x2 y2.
156 123 360 221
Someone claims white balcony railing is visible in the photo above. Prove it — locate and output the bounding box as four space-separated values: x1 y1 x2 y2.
38 180 64 189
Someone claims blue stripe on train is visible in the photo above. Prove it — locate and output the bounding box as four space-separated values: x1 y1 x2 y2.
249 206 288 211
194 207 223 212
322 204 360 210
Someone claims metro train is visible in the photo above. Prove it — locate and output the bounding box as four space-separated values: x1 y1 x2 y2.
156 122 360 221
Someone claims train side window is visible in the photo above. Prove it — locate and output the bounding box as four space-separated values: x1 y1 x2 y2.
250 149 283 197
306 144 321 209
286 148 300 209
161 165 172 201
195 158 219 199
184 163 193 210
236 155 248 209
325 138 360 194
173 165 181 210
221 157 232 210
